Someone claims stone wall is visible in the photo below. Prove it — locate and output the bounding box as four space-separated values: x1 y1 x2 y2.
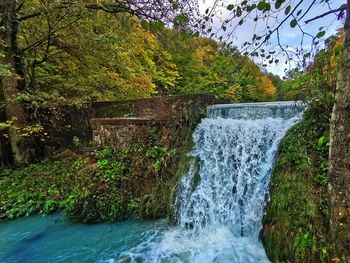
41 94 225 149
90 118 165 148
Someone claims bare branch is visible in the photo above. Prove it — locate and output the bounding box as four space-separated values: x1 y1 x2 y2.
18 12 41 21
249 0 304 54
305 4 347 24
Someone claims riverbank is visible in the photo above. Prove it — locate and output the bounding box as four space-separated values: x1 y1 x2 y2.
1 98 340 262
0 108 203 223
263 96 335 262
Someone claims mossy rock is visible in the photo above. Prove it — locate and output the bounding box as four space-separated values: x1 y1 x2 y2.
263 98 333 263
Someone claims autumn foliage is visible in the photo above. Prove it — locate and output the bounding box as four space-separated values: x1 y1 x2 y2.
2 2 278 109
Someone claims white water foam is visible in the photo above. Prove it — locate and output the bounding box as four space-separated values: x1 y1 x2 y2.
115 102 304 263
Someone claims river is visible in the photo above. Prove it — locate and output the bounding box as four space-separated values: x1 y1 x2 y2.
0 101 304 263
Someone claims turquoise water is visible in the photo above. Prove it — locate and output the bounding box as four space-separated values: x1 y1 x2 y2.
0 214 166 263
0 214 269 263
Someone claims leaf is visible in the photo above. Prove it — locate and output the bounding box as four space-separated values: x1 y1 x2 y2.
236 6 242 16
153 21 165 30
140 20 150 29
285 5 291 15
297 9 302 16
316 31 326 38
239 19 244 25
247 4 256 12
275 0 282 9
257 1 266 11
227 4 234 11
290 19 297 28
174 14 188 24
264 3 271 12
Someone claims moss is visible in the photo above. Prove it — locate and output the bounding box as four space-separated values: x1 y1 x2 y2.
141 127 198 222
141 108 205 222
190 158 201 193
263 96 334 263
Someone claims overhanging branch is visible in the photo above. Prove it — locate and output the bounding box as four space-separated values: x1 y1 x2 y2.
18 12 41 21
305 4 347 24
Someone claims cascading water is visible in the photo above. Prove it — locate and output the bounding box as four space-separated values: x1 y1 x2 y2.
118 101 305 263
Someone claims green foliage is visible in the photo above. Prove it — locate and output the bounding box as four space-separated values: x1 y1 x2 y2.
0 63 12 78
8 1 278 110
0 153 78 220
0 141 177 223
72 136 81 147
279 31 343 101
277 124 311 170
263 97 334 262
66 107 203 223
157 30 276 101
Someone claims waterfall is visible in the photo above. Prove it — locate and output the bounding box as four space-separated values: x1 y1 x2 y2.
118 101 304 263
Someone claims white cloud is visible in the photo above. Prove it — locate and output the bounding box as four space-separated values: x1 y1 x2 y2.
197 0 345 77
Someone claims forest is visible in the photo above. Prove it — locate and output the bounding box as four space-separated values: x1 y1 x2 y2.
0 0 349 262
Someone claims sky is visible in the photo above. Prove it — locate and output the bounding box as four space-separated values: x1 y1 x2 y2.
196 0 346 76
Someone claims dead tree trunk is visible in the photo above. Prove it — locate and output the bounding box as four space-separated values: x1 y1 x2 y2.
329 0 350 259
0 0 30 165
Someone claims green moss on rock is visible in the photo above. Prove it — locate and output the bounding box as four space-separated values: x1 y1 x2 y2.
263 97 334 263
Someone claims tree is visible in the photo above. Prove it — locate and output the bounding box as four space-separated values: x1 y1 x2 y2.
0 0 196 165
202 0 349 259
328 2 350 258
0 0 30 165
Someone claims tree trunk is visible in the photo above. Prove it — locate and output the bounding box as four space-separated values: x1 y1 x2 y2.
0 0 30 165
329 0 350 259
